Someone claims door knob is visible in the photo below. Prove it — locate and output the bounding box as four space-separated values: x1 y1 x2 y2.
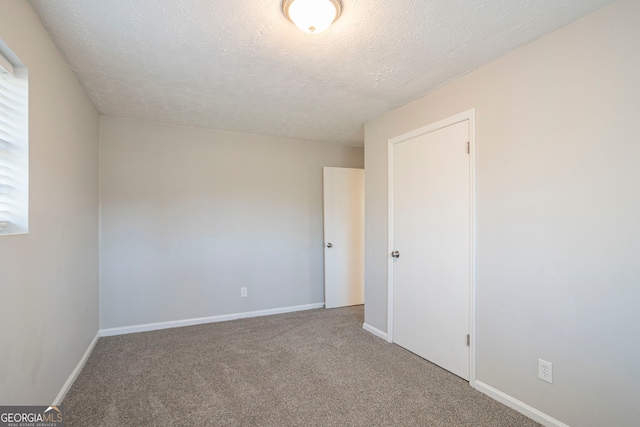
391 250 400 258
325 243 333 248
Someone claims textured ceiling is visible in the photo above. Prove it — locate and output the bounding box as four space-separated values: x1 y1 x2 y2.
29 0 612 146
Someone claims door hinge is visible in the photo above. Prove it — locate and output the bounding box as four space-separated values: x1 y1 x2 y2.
466 141 470 154
466 334 470 346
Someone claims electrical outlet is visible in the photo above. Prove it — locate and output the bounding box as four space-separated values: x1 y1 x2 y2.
240 287 247 298
538 359 553 384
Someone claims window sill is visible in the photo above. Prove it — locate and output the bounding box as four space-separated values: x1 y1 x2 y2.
0 222 28 236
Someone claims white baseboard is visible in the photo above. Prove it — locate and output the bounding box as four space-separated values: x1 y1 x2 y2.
473 380 569 427
362 323 388 341
100 303 325 337
53 331 100 405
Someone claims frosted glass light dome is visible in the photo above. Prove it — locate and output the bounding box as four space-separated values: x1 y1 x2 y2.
283 0 342 34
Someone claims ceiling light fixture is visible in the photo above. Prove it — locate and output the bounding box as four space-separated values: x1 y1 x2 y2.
282 0 342 34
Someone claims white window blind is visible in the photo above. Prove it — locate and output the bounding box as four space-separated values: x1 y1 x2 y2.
0 42 28 235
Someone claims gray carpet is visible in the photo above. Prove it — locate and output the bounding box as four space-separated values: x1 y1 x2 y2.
64 306 539 426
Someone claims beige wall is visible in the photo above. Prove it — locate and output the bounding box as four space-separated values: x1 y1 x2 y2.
0 1 99 405
99 117 363 329
364 0 640 426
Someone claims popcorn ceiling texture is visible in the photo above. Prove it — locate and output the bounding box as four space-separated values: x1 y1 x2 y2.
29 0 611 146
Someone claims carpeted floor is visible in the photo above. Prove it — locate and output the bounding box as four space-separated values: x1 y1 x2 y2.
63 306 539 426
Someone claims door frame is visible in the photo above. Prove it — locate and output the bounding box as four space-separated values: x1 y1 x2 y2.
386 109 477 383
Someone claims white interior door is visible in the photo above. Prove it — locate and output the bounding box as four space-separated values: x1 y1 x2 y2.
392 120 471 380
323 167 364 309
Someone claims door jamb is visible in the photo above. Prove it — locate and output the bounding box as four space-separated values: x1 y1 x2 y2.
386 109 477 384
